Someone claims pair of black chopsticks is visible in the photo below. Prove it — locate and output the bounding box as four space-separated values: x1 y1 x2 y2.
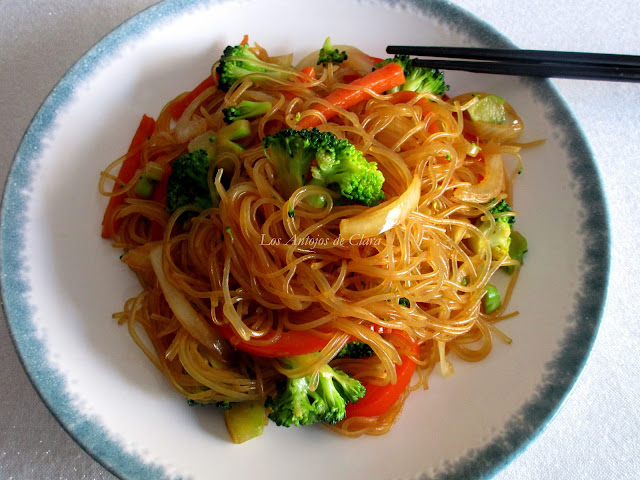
386 46 640 82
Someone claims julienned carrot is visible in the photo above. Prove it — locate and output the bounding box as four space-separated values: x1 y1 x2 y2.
101 114 156 239
299 66 316 82
296 61 405 129
170 75 215 120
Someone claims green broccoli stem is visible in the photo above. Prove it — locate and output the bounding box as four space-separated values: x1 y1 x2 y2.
222 100 272 124
483 284 502 314
504 230 528 274
134 176 155 198
134 161 165 198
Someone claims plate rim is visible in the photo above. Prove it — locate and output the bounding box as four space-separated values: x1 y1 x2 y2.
0 0 611 479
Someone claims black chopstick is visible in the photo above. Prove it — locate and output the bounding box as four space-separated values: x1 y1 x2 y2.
387 46 640 67
411 58 640 82
386 46 640 82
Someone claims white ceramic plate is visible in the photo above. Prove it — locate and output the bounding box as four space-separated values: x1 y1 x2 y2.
1 0 609 479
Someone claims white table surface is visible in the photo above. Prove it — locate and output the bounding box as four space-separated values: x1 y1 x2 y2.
1 1 639 479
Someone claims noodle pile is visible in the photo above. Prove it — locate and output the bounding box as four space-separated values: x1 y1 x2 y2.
99 40 530 439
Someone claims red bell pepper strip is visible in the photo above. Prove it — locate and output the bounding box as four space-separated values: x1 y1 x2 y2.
345 330 419 418
170 75 215 120
215 324 334 358
101 114 156 239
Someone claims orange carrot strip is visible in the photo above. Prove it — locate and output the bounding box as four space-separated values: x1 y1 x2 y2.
101 114 156 239
170 75 215 120
388 90 419 104
240 34 249 45
299 66 316 82
296 61 405 129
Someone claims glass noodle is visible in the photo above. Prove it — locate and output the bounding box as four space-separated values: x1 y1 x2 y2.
98 39 531 439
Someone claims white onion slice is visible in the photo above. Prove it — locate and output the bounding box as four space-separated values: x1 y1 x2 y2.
149 246 232 362
175 118 207 144
339 175 421 240
453 152 504 203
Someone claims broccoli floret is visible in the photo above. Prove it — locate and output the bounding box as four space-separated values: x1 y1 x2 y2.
215 44 290 92
187 399 234 409
486 200 514 259
374 55 449 96
317 37 348 66
337 342 374 359
265 353 366 427
262 128 327 198
489 199 515 226
266 375 324 427
309 135 386 207
216 401 233 410
182 120 251 190
471 199 515 260
485 222 511 259
222 100 272 124
263 128 385 206
166 149 218 214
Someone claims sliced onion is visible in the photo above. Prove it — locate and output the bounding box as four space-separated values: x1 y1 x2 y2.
268 52 294 67
438 340 454 377
175 118 207 144
295 49 321 70
453 152 504 203
337 45 378 76
339 175 421 240
174 85 215 143
470 99 524 142
450 92 524 142
149 246 232 363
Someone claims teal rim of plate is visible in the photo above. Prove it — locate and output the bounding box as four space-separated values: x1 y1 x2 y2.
0 0 610 479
